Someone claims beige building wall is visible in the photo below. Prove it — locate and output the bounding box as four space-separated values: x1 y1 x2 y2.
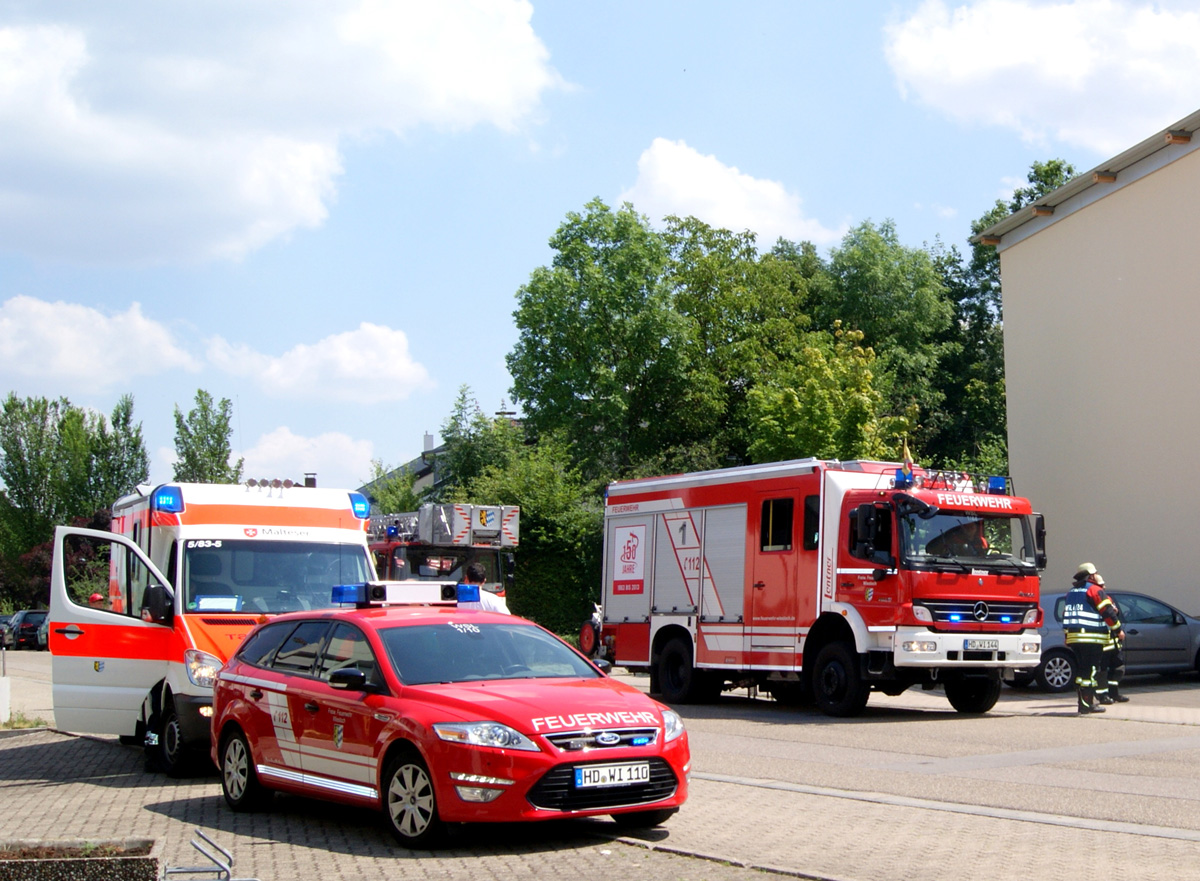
1000 147 1200 611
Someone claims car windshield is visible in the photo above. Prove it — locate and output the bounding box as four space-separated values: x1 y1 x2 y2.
899 511 1038 570
183 540 375 614
379 621 601 685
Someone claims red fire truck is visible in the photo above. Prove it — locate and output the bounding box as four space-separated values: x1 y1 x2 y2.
369 503 519 601
593 458 1045 716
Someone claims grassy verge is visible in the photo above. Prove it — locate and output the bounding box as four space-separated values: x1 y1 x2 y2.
2 711 50 729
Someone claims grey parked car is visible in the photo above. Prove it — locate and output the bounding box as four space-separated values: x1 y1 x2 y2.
1015 591 1200 692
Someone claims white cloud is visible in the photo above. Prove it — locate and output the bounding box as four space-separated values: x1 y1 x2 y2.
618 138 847 247
0 1 564 263
207 322 431 403
885 0 1200 155
239 426 375 490
0 296 199 391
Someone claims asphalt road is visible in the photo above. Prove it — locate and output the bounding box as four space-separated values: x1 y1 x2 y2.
6 648 1200 880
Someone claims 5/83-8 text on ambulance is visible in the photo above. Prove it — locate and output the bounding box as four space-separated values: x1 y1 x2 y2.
210 581 690 847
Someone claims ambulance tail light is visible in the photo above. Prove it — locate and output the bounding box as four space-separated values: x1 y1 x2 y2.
348 492 370 519
152 485 185 513
184 649 222 688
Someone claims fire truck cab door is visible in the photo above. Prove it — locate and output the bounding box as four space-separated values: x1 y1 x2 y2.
749 494 800 667
50 526 175 737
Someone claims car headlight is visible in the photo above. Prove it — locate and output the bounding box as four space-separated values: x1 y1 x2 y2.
183 649 222 688
433 722 541 752
661 708 685 743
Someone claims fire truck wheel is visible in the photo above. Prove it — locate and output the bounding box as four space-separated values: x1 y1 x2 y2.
579 621 598 657
944 676 1002 713
811 643 870 717
383 749 444 848
220 729 272 811
656 636 718 704
610 808 678 829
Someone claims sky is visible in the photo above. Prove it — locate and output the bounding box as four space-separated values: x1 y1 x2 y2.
2 0 1199 491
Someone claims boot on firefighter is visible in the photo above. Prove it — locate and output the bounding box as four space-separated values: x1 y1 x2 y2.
1098 627 1129 704
1062 563 1124 716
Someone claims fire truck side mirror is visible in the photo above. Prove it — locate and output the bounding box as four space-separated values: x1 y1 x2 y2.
854 504 876 557
143 583 173 626
504 553 515 588
1033 513 1047 569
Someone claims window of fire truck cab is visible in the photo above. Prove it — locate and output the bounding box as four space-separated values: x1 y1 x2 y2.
181 540 374 614
899 512 1037 568
389 548 498 584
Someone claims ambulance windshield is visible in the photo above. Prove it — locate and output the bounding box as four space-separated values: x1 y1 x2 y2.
182 540 374 614
899 511 1038 571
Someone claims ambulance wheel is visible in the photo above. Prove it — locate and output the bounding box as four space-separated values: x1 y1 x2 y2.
383 749 443 848
945 676 1002 714
657 636 718 704
811 643 870 717
155 702 194 777
220 729 272 811
610 807 678 829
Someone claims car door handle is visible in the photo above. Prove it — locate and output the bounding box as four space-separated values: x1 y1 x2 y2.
1127 629 1139 635
54 626 85 636
305 702 320 713
249 689 263 700
754 581 766 589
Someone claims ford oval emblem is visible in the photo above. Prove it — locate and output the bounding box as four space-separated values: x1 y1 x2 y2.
596 731 621 746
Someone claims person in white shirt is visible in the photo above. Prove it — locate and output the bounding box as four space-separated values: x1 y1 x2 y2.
458 562 510 614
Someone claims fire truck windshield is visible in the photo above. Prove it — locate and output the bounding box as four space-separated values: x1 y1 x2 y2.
899 511 1038 571
182 540 374 614
382 548 499 584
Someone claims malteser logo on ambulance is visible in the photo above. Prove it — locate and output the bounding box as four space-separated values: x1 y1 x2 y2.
244 528 258 537
612 524 645 594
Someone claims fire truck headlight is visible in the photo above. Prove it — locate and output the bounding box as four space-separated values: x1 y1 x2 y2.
912 605 933 623
901 640 938 653
1022 642 1040 654
433 722 541 752
662 709 685 743
184 649 222 688
1022 609 1039 625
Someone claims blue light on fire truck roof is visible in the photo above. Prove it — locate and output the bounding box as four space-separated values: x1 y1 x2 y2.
348 492 370 519
987 476 1007 495
152 485 185 513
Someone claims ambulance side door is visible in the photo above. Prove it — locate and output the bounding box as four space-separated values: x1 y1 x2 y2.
50 526 174 737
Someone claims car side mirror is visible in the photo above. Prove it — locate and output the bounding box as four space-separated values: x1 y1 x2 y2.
329 668 369 691
143 583 173 625
593 658 612 675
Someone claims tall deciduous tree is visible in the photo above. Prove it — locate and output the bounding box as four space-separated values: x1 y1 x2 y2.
172 390 243 484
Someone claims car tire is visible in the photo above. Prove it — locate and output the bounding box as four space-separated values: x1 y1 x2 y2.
154 701 194 778
220 729 272 811
945 676 1002 713
1036 649 1076 693
811 642 870 717
383 749 443 848
610 807 678 829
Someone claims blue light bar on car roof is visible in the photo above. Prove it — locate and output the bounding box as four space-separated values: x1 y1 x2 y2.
152 485 185 513
332 582 459 606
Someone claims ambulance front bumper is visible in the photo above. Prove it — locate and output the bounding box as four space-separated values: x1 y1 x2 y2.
889 627 1041 669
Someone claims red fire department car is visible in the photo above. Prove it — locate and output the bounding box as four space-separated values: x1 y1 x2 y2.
210 582 690 847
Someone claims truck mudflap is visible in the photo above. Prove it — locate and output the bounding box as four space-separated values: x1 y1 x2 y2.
891 627 1041 668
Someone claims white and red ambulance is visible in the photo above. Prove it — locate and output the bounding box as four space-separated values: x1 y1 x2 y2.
49 481 375 774
593 458 1046 716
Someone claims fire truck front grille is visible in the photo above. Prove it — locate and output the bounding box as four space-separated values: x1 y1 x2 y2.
919 600 1036 626
527 759 677 812
543 728 660 752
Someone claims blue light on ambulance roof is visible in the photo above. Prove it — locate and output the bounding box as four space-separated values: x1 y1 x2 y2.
332 583 369 604
152 485 185 513
348 492 370 519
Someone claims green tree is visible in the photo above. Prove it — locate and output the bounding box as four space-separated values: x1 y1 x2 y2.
363 459 424 513
507 199 718 478
435 387 524 500
466 432 602 634
172 390 243 483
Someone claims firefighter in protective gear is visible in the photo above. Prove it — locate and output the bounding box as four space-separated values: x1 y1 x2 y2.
1062 563 1124 714
1099 594 1129 704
